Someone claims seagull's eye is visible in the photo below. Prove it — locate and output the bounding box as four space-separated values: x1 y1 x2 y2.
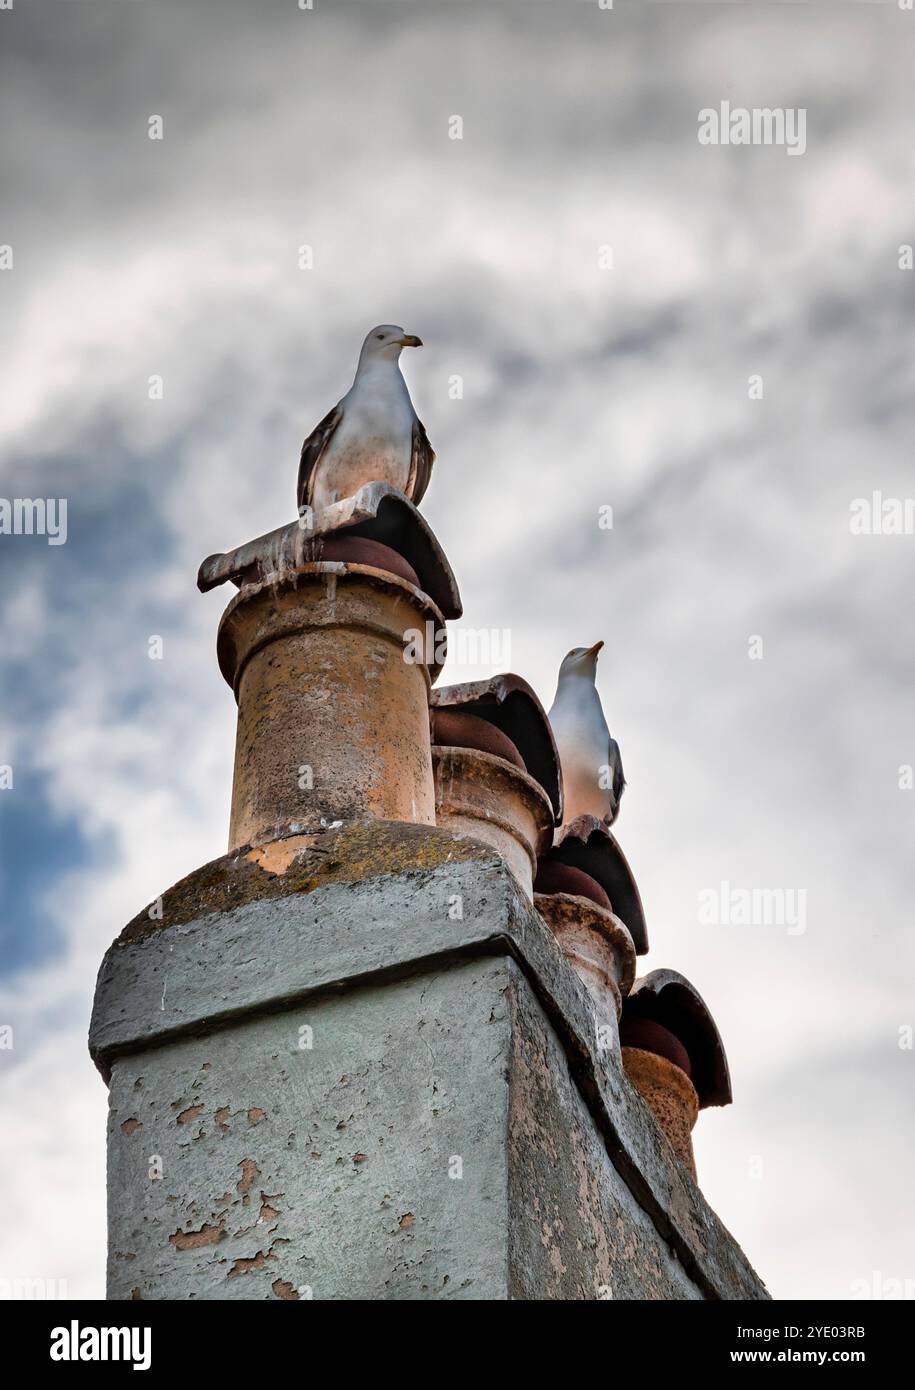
376 333 385 340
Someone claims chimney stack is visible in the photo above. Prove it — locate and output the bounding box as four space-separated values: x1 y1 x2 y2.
89 432 764 1301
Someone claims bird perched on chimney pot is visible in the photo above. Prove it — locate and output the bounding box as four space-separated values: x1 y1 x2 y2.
297 325 434 517
548 642 625 826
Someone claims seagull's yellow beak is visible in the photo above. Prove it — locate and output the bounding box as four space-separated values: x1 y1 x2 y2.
585 640 604 659
399 334 423 347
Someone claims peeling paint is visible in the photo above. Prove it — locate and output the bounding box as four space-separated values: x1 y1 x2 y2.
271 1279 299 1300
169 1219 226 1251
245 837 314 877
228 1250 273 1279
236 1158 260 1200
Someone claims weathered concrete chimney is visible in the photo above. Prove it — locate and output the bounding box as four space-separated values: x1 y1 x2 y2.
89 484 766 1301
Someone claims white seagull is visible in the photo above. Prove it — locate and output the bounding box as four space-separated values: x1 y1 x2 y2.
297 324 434 516
548 641 625 827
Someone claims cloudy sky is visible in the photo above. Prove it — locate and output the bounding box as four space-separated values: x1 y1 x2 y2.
1 0 914 1300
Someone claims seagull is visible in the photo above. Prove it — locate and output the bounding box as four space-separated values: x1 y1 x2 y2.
297 324 434 516
548 641 625 827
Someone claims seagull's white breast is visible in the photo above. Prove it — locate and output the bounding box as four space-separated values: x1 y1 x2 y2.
549 683 613 824
311 366 415 512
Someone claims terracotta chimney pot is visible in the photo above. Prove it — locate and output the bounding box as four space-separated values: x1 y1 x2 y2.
620 969 732 1183
430 675 562 899
534 891 636 1027
533 815 645 1031
201 484 461 850
620 1048 701 1179
432 746 555 896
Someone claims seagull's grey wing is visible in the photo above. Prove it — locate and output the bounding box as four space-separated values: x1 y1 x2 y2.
407 415 435 506
297 405 343 511
607 734 626 821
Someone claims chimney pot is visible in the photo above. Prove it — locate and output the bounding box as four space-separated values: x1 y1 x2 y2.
430 675 560 897
204 486 461 850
